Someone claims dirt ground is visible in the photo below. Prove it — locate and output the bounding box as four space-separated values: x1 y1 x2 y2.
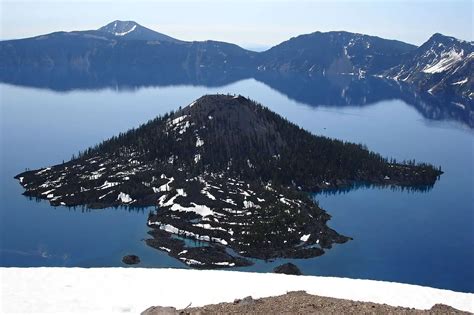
142 290 470 314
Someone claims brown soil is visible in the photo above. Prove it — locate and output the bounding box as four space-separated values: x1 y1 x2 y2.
142 291 470 315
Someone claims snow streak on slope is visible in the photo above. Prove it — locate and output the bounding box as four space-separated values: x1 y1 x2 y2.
422 49 464 74
114 24 137 36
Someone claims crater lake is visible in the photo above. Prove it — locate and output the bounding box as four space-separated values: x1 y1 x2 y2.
1 75 472 292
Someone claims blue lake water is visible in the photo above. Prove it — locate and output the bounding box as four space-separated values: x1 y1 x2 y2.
1 79 473 292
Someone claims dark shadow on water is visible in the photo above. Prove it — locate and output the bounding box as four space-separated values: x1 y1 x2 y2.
26 195 155 215
314 181 436 197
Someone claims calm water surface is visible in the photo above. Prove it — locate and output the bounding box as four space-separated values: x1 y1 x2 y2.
1 80 473 292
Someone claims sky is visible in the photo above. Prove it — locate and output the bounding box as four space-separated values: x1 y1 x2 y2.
0 0 472 49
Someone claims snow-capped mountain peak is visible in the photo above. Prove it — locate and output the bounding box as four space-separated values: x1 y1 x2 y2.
418 33 473 74
97 20 180 42
384 33 473 101
99 20 139 36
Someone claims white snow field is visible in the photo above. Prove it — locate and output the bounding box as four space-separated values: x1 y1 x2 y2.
1 267 473 314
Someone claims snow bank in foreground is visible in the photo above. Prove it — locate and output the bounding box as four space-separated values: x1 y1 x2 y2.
1 267 472 314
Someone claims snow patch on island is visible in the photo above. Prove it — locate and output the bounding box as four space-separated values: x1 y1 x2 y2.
170 202 213 217
196 136 204 147
117 192 132 203
300 234 311 242
194 154 201 163
451 78 468 85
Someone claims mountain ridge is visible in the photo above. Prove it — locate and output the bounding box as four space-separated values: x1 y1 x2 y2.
258 30 417 75
0 21 472 104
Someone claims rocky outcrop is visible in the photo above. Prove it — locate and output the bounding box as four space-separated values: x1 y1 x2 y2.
273 263 302 275
122 255 140 265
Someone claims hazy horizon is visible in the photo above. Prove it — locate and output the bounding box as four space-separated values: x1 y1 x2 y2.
0 0 472 49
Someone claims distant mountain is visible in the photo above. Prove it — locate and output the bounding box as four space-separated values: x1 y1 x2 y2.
97 20 181 42
0 22 472 104
0 22 257 80
384 33 473 102
15 95 441 267
258 31 417 75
